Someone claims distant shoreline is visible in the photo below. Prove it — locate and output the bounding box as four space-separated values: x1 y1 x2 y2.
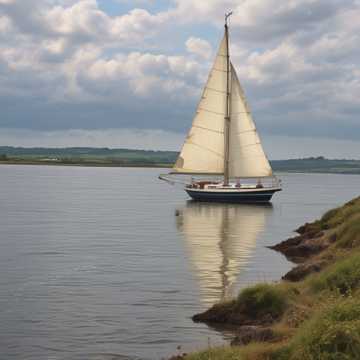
0 160 171 168
1 159 360 175
1 147 360 174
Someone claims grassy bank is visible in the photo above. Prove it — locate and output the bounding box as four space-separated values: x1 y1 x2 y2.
185 196 360 360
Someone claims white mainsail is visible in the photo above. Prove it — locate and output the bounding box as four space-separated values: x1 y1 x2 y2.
172 30 273 178
173 35 228 174
229 64 272 178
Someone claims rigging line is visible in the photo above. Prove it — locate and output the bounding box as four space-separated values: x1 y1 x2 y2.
232 141 262 148
234 129 257 135
205 87 227 94
231 100 250 108
186 140 224 158
231 94 248 100
172 172 224 176
197 107 226 116
192 125 224 134
229 153 270 161
228 154 269 164
231 111 251 115
212 67 227 73
159 174 189 185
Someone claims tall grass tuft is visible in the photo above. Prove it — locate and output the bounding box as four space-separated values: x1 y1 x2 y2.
310 253 360 295
276 298 360 360
320 197 360 229
336 215 360 249
236 284 288 321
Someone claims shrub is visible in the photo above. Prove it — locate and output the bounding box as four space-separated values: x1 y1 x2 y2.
236 284 288 320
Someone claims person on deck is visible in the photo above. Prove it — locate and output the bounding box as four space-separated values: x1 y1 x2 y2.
256 179 264 188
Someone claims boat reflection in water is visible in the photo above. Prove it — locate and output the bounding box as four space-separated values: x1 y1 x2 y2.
176 202 273 306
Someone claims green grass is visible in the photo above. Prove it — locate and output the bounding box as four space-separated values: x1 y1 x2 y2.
336 215 360 248
195 283 292 326
309 252 360 295
185 343 282 360
185 347 245 360
277 297 360 360
236 284 289 321
319 197 360 229
185 195 360 360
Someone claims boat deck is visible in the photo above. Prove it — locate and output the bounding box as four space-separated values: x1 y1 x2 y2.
185 182 282 203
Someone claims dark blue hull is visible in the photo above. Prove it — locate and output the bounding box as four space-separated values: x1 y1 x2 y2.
185 188 280 203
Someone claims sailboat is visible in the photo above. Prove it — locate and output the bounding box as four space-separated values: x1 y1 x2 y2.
160 13 281 203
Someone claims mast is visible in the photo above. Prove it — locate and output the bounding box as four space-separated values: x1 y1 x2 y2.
224 11 232 186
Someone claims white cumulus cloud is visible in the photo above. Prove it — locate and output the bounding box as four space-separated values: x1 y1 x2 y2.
0 0 359 154
186 37 212 60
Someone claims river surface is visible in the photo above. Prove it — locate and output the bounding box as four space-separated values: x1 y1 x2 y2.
0 165 359 360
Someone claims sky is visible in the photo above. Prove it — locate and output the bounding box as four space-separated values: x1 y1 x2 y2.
0 0 359 159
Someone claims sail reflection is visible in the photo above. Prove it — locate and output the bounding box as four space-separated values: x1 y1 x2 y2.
176 202 273 306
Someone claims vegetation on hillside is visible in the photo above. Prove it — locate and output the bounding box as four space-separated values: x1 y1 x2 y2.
0 146 177 167
271 156 360 174
0 147 360 173
184 196 360 360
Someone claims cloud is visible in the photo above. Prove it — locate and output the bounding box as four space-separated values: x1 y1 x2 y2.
0 128 184 150
0 0 169 47
0 0 201 104
186 37 212 60
0 14 11 32
0 0 359 156
262 135 360 160
170 0 355 42
0 0 15 4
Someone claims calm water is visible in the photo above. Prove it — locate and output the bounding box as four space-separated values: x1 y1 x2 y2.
0 165 359 360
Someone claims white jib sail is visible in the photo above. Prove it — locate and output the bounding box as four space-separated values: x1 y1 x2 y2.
228 63 273 178
172 35 228 174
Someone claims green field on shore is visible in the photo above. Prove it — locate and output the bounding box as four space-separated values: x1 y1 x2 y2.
0 147 360 174
0 146 176 167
